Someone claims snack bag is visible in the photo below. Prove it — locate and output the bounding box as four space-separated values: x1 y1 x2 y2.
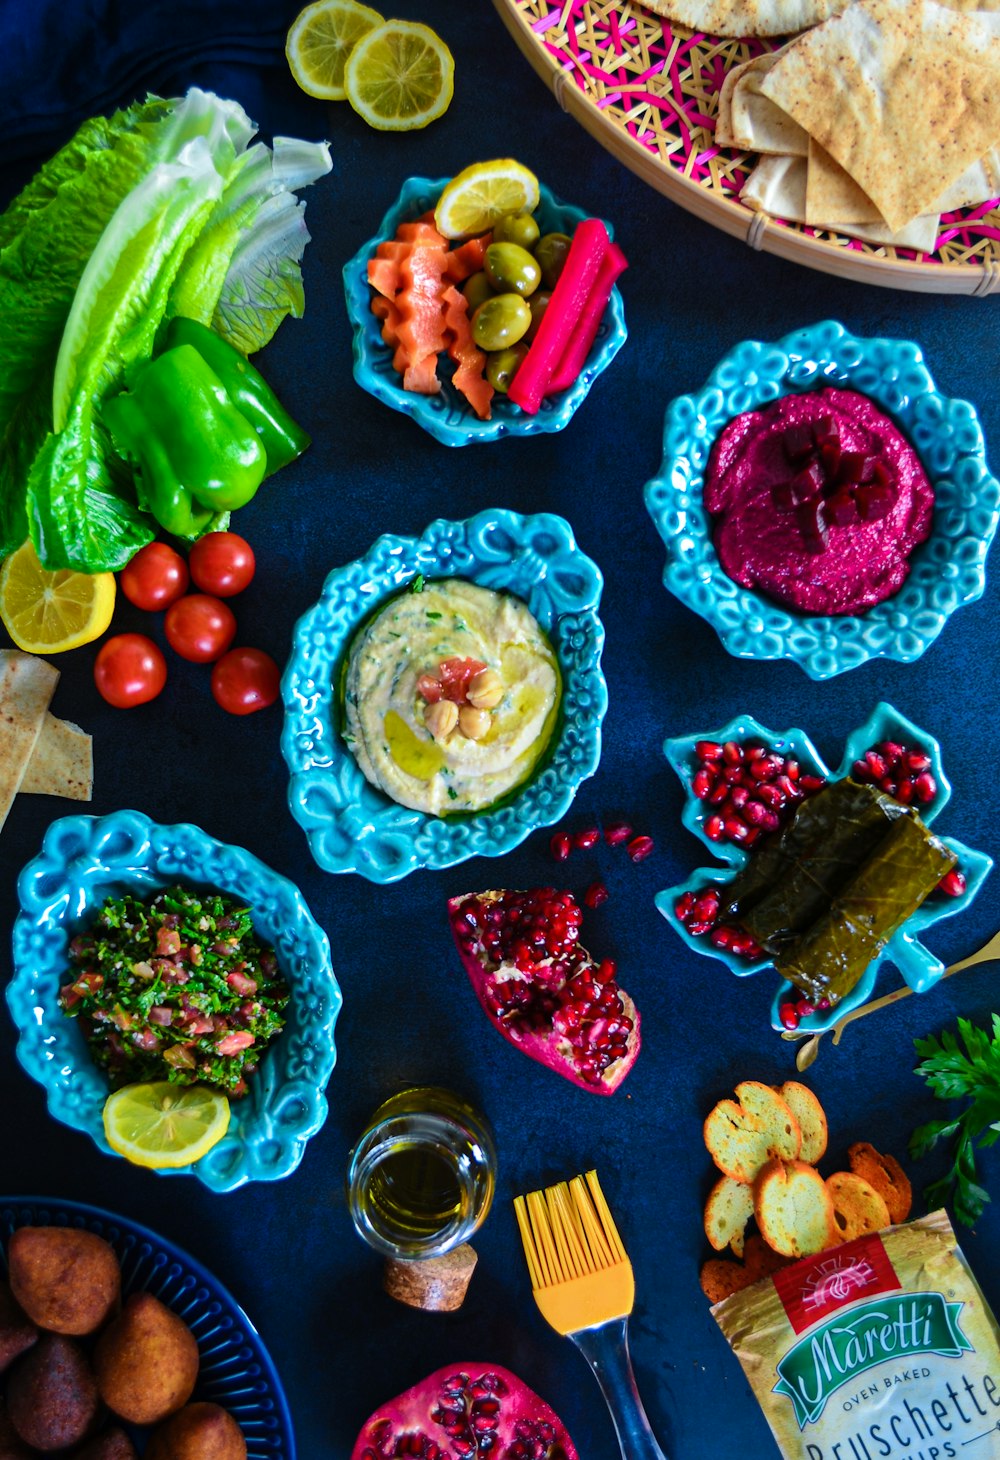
713 1210 1000 1459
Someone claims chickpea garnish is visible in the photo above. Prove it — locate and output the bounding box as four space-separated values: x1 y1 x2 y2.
425 699 458 740
459 705 491 740
467 667 503 710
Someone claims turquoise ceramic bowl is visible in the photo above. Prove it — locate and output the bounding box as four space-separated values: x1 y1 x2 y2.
342 175 627 445
655 703 992 1033
281 508 607 883
7 811 342 1192
644 320 1000 680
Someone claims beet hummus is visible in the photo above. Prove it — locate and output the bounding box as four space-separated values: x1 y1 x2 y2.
704 386 934 616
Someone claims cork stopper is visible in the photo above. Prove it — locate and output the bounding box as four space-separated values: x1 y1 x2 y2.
382 1243 478 1312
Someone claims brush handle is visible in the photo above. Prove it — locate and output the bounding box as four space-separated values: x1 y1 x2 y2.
570 1316 669 1460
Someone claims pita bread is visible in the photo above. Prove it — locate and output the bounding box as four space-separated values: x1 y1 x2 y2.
729 48 808 155
807 139 1000 225
21 712 93 801
642 0 998 40
761 0 1000 231
742 154 941 251
0 651 59 834
715 56 756 147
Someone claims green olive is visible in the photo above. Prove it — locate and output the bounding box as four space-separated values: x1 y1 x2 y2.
484 242 541 298
486 343 530 394
471 294 532 352
525 289 552 343
535 232 572 288
492 213 541 250
462 270 495 313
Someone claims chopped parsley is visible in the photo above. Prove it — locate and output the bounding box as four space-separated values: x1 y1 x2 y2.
410 573 425 594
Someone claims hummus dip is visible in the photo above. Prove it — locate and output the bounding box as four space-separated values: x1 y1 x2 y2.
704 386 934 616
343 579 560 816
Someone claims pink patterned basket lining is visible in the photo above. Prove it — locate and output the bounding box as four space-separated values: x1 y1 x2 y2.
515 0 1000 266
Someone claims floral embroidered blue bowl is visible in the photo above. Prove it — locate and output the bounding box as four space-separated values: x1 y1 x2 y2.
7 811 342 1192
343 176 627 445
644 320 999 680
655 703 992 1034
281 508 607 883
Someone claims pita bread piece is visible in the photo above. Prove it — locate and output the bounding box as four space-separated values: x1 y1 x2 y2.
761 0 1000 232
21 713 93 802
642 0 844 39
730 48 809 155
715 55 756 147
742 154 941 251
807 136 1000 224
0 651 59 833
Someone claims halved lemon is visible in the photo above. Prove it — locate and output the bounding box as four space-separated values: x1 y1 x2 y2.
286 0 384 100
0 539 115 653
103 1083 231 1169
433 159 541 240
344 19 454 132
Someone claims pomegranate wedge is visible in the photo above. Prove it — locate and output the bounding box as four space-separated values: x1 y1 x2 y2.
448 888 640 1095
351 1362 579 1460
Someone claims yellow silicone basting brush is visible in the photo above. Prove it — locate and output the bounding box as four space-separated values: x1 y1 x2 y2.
514 1170 668 1460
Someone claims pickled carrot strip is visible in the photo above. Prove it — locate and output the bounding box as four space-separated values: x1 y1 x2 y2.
444 234 492 284
546 241 627 394
508 218 610 415
442 284 493 421
367 255 402 299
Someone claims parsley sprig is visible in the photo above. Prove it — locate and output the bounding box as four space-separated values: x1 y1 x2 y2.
909 1014 1000 1226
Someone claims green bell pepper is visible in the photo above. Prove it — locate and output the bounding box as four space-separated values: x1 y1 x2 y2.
102 345 267 539
162 317 311 475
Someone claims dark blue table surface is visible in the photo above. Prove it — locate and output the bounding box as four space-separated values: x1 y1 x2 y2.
2 4 999 1458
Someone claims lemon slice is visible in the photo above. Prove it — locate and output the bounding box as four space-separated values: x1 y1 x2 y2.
344 20 454 132
103 1083 231 1169
433 159 541 240
0 539 115 654
286 0 384 100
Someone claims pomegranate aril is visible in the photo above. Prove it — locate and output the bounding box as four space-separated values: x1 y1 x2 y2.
784 759 800 781
906 751 932 773
852 758 870 780
723 817 749 844
730 785 750 809
938 868 966 897
880 741 905 763
695 740 724 761
799 774 825 793
704 814 725 842
818 997 832 1011
604 821 633 846
723 740 744 765
744 743 767 762
744 801 780 831
687 919 713 936
754 782 785 810
710 926 735 949
722 764 744 785
550 832 572 862
795 998 815 1017
584 880 609 909
692 767 715 799
880 778 898 798
779 1002 800 1030
574 827 600 851
865 750 887 779
914 771 937 803
743 826 762 848
627 834 655 862
709 782 730 805
895 780 913 804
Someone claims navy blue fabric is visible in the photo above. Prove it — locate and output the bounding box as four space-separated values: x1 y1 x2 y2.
2 3 1000 1458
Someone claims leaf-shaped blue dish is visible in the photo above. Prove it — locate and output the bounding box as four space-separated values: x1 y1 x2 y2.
343 175 627 445
1 1196 295 1459
655 703 993 1033
644 320 1000 679
281 508 607 883
7 811 342 1192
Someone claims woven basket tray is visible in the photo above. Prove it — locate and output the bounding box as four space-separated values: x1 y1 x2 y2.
495 0 1000 295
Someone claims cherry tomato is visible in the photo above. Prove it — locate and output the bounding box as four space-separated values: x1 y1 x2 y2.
164 594 237 664
211 647 281 716
94 634 167 708
188 532 256 598
119 542 189 611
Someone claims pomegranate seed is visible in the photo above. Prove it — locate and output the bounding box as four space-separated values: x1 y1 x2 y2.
865 750 887 779
914 771 937 803
604 821 633 846
550 832 572 862
723 740 744 765
743 799 776 828
852 758 870 780
795 998 815 1017
938 869 966 897
695 740 724 761
709 782 730 805
692 887 721 917
780 1002 800 1030
818 997 832 1011
896 780 913 803
722 764 744 785
692 767 715 799
799 774 825 793
745 743 767 762
627 835 655 862
774 775 801 800
731 933 763 959
754 783 784 809
730 785 750 810
906 751 932 773
783 758 800 781
574 827 600 851
743 826 762 847
584 879 609 909
710 926 735 949
723 817 749 844
880 778 898 798
687 919 713 936
704 815 725 842
880 741 905 764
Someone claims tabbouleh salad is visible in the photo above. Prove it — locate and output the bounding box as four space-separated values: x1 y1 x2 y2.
60 886 289 1097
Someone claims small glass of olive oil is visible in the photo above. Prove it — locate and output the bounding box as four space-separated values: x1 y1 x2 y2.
346 1087 496 1260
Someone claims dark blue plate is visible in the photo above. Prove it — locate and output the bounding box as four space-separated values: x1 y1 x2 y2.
0 1196 295 1460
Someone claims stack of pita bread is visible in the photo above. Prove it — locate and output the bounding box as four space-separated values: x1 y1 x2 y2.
648 0 1000 250
0 650 93 835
